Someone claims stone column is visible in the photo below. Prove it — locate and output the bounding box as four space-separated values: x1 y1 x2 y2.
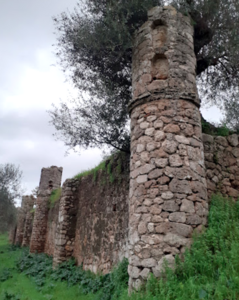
128 6 208 290
22 195 35 247
15 197 30 246
30 166 62 253
53 178 79 267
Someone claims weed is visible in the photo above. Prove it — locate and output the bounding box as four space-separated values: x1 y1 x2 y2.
48 188 62 208
0 269 13 282
0 292 20 300
74 161 106 181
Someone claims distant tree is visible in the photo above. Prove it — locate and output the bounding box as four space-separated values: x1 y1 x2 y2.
50 0 239 153
0 164 23 232
222 91 239 131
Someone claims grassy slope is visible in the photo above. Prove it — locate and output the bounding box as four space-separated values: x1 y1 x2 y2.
0 235 94 300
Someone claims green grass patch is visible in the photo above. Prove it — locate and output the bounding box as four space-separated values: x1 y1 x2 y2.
0 233 128 300
202 119 232 137
48 188 62 208
74 161 106 181
124 194 239 300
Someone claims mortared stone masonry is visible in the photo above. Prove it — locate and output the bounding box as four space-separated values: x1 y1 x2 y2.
128 6 208 290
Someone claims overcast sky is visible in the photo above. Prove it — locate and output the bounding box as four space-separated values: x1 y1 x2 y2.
0 0 222 205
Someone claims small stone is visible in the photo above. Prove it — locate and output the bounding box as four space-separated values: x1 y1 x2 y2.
215 136 228 147
154 120 164 129
139 268 150 280
138 222 147 235
129 255 141 266
169 179 192 194
152 215 164 222
153 255 175 277
140 122 149 129
169 212 186 223
141 234 164 245
148 223 155 232
149 205 162 215
227 134 238 147
139 164 155 175
154 197 164 205
161 191 174 200
171 223 193 237
137 175 148 183
164 233 188 247
145 128 155 136
175 135 190 144
136 144 145 153
155 158 168 168
180 199 195 213
155 223 172 234
164 124 180 133
155 131 165 141
146 142 157 151
131 266 140 278
147 115 157 122
202 134 214 144
186 214 202 225
148 169 163 179
162 140 178 154
141 151 150 162
141 258 157 268
169 154 183 167
162 200 179 212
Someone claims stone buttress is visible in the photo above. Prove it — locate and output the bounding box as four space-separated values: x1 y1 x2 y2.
15 196 34 246
128 6 208 289
30 166 62 253
22 195 35 247
53 178 79 267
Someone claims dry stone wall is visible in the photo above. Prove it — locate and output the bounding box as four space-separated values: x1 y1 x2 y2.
203 133 239 199
44 201 60 256
73 158 129 274
128 6 208 290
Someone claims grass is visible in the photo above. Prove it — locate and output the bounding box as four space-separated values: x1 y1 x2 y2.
48 188 62 208
74 161 106 181
0 235 95 300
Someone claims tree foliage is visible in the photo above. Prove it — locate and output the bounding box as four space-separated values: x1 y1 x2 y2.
0 164 23 232
50 0 239 153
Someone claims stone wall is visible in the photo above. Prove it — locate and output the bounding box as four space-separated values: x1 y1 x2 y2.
203 133 239 199
53 154 130 274
44 201 60 256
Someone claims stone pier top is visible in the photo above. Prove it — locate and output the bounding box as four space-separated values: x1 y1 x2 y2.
38 166 63 195
129 6 199 114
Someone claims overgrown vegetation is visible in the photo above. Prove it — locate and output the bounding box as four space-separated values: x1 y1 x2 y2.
74 151 129 185
48 188 62 208
201 118 233 136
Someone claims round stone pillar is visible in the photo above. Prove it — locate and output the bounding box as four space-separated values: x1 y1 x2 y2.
128 6 208 290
